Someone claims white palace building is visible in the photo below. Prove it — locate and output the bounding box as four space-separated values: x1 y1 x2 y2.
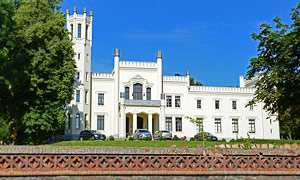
64 8 280 140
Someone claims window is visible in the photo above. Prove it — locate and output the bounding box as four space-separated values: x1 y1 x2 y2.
78 53 80 60
75 113 80 129
84 114 88 129
175 96 181 107
125 87 129 100
166 96 172 107
86 25 88 39
86 54 89 61
232 101 237 110
76 90 80 102
97 115 104 130
71 24 73 40
215 118 221 133
77 72 80 80
215 100 220 109
249 119 255 133
78 24 81 38
86 72 89 82
232 119 238 133
250 104 254 110
133 83 143 100
146 88 151 100
196 118 203 132
85 91 88 104
176 117 182 131
197 100 201 109
98 94 104 105
67 113 71 130
165 117 172 131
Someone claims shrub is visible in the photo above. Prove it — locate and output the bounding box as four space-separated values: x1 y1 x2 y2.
74 138 78 141
172 136 179 141
229 139 236 143
197 137 203 141
190 137 195 141
159 137 167 141
109 135 115 141
206 137 212 142
129 136 134 141
221 138 226 142
144 136 152 141
88 137 94 141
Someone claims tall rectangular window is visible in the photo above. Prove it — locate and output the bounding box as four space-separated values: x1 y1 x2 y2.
77 72 80 80
97 115 104 130
196 118 203 132
78 24 81 38
75 113 80 129
250 104 254 110
166 96 172 107
215 118 221 133
215 100 220 109
85 91 88 104
175 96 181 107
86 25 88 39
76 90 80 102
98 94 104 105
165 117 172 131
249 119 255 133
232 101 237 110
78 53 80 60
176 117 182 131
197 100 201 109
232 119 238 133
71 24 73 40
67 113 71 130
84 114 88 129
146 88 151 100
125 87 129 100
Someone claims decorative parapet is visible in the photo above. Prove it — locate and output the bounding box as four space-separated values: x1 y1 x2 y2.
92 73 114 79
189 86 255 94
119 61 157 69
163 76 188 82
124 99 161 107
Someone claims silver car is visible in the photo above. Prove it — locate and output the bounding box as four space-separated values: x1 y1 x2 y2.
153 130 172 140
133 129 152 140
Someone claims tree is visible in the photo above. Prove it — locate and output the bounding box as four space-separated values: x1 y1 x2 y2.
247 3 300 139
186 116 205 147
189 77 203 86
0 0 75 144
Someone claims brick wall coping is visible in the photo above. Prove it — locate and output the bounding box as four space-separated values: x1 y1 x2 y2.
0 146 299 155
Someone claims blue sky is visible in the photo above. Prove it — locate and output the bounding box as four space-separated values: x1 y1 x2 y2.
60 0 299 87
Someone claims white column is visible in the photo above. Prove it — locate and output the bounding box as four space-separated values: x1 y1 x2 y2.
113 49 120 138
160 99 165 130
148 113 153 134
172 116 176 133
133 113 137 133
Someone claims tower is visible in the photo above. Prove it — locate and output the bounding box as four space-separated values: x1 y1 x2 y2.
65 7 93 140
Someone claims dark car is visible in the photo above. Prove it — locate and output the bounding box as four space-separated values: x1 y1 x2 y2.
194 132 218 141
79 130 106 140
153 130 172 140
133 129 152 140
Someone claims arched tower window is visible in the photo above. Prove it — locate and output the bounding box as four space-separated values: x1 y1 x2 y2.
78 24 81 38
146 87 151 100
71 24 73 40
86 25 89 39
75 113 80 129
133 83 143 100
125 87 129 100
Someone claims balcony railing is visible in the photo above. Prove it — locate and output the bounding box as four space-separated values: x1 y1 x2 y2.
124 99 161 107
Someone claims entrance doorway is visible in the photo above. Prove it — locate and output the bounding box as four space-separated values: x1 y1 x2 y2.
137 117 143 129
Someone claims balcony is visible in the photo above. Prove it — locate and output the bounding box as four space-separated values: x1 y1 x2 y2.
124 99 161 107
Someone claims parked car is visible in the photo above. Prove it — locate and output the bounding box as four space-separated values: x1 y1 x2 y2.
79 130 106 140
133 129 152 140
194 132 218 141
153 130 172 140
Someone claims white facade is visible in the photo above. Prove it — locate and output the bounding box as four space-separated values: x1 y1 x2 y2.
65 8 280 141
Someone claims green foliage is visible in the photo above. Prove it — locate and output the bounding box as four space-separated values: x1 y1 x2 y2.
88 138 95 141
229 139 236 143
172 136 179 141
189 77 203 86
144 136 152 141
221 138 226 142
109 135 115 141
0 116 9 143
0 0 75 144
206 137 212 142
186 116 205 147
128 136 134 141
190 137 195 141
74 138 78 141
247 3 300 139
159 137 167 141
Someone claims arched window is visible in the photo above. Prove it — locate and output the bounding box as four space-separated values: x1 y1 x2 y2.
146 87 151 100
75 113 80 129
78 24 81 38
133 83 143 100
125 87 129 100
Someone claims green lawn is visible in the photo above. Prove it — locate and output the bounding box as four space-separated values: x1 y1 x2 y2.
49 140 224 147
